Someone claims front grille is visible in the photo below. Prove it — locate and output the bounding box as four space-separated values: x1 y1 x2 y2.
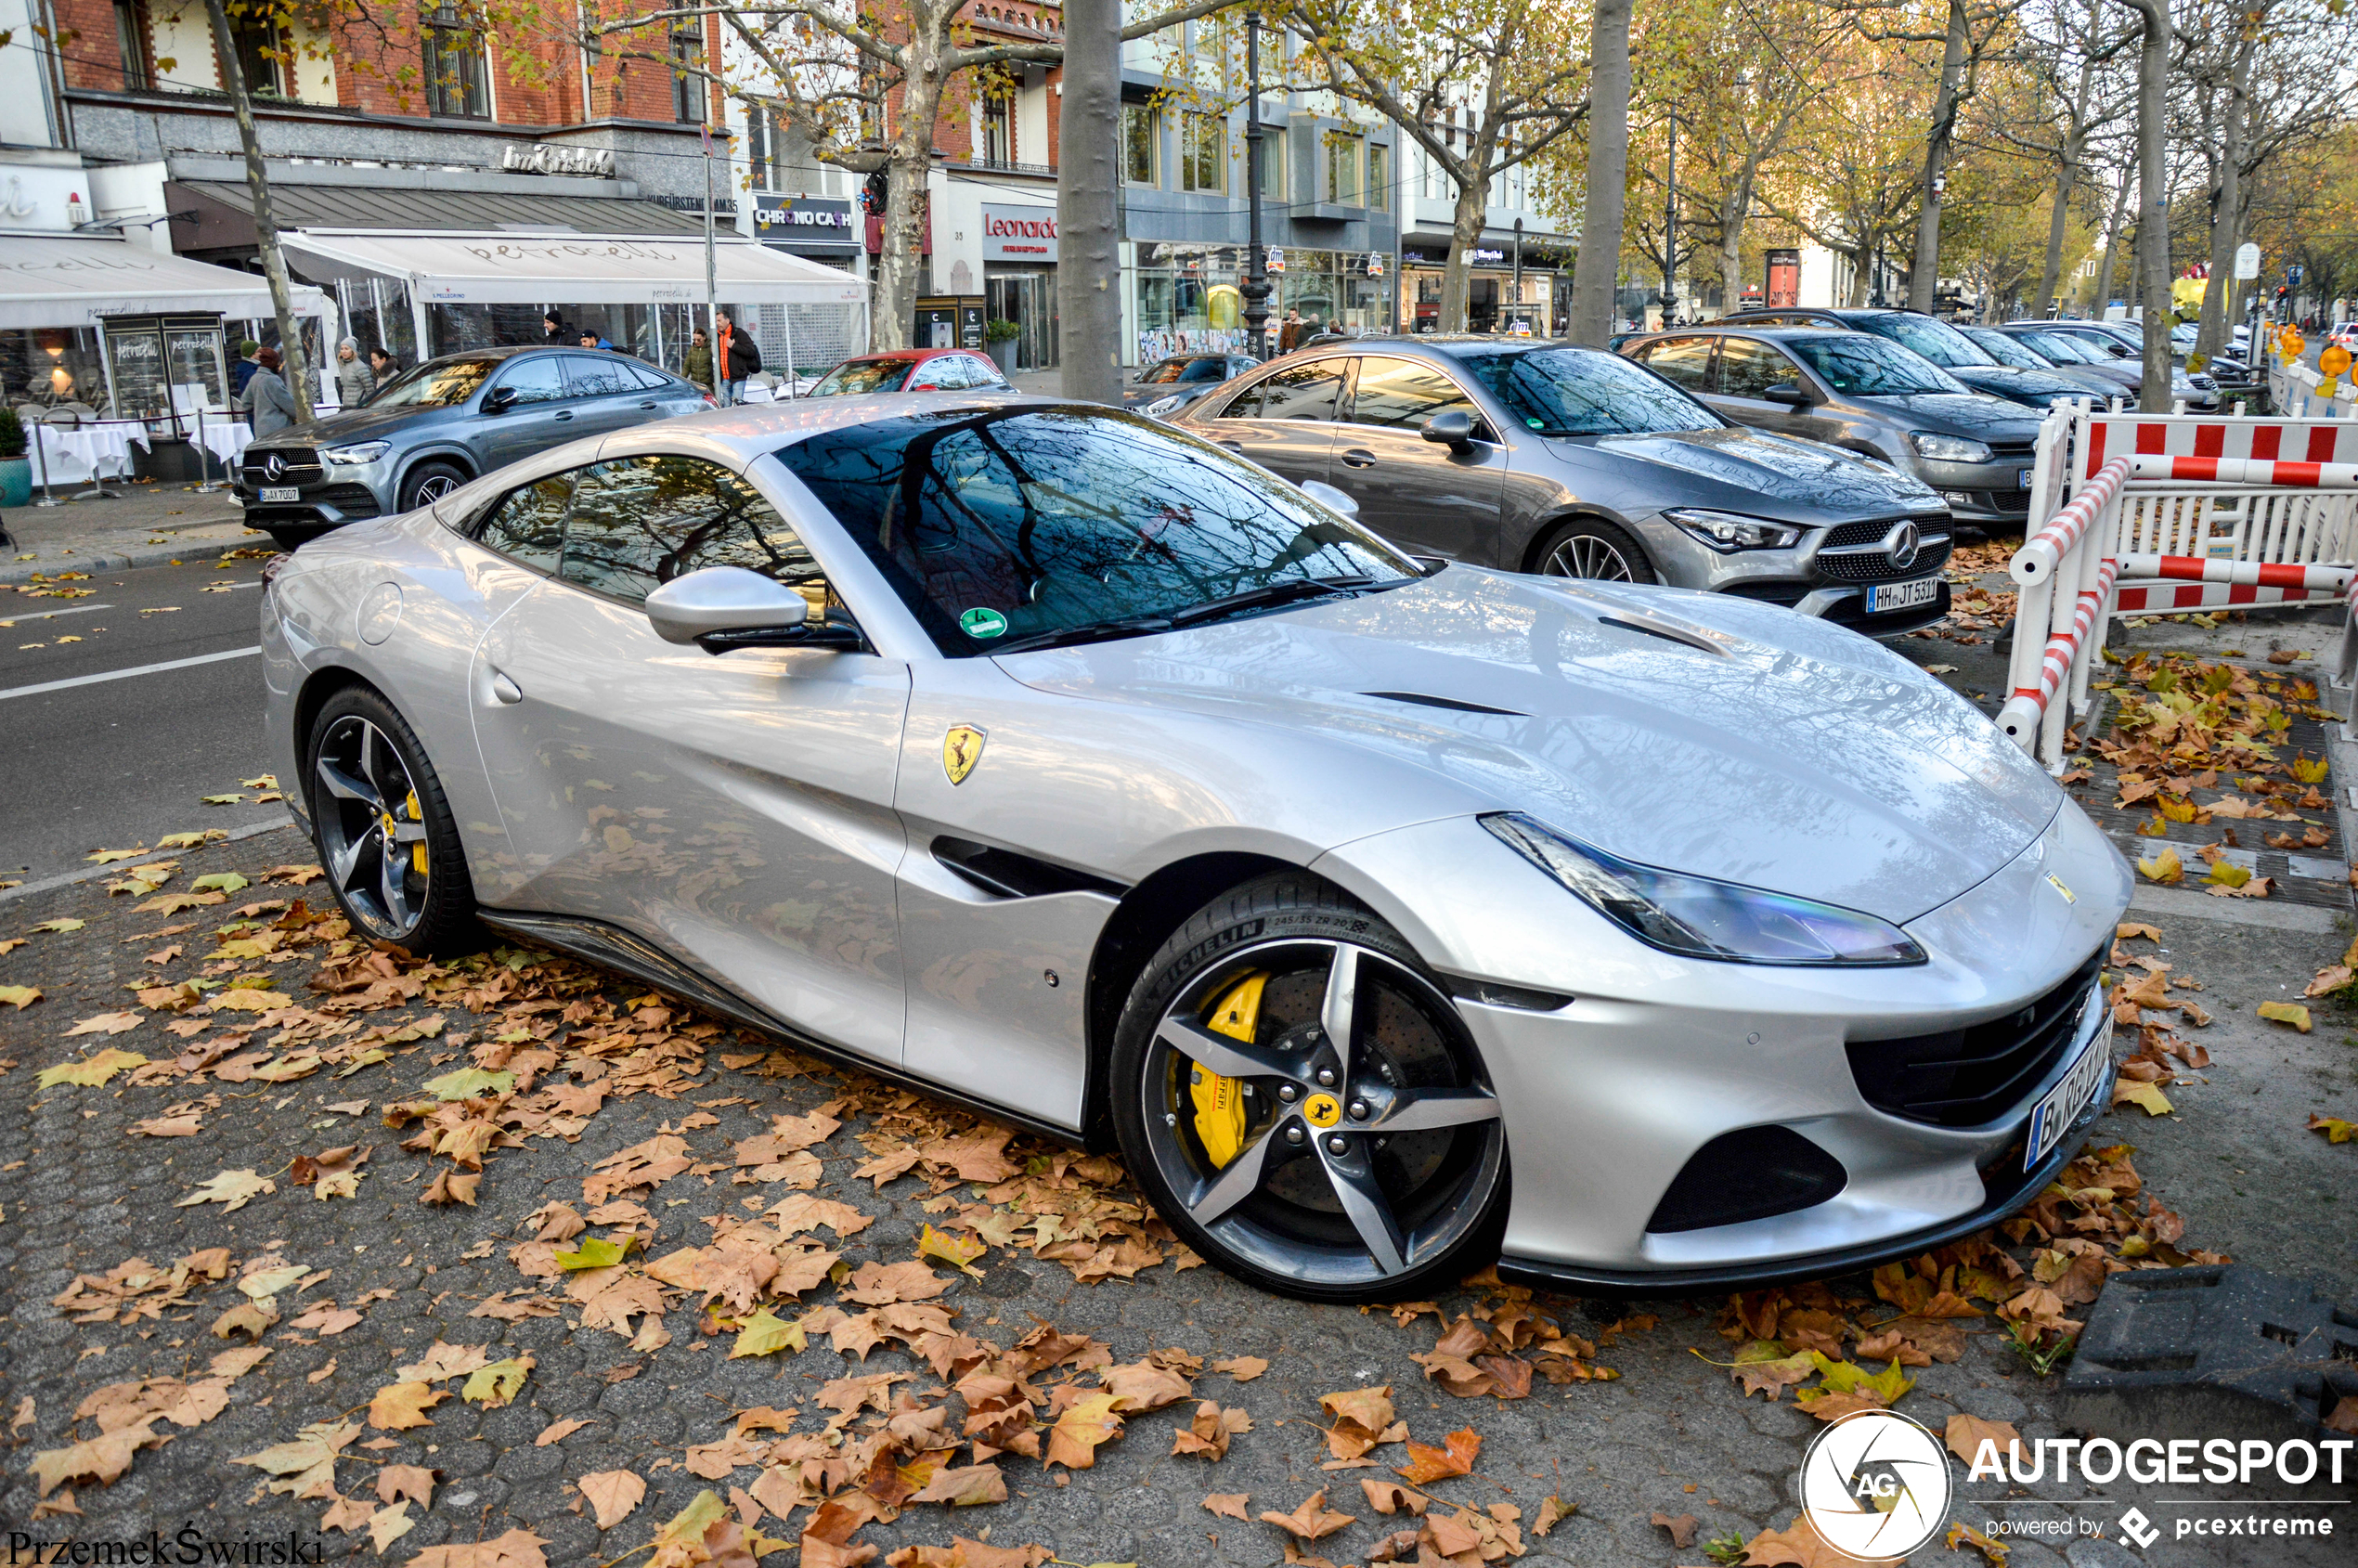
1847 948 2105 1128
320 484 381 519
1988 489 2032 513
1822 516 1941 550
243 447 324 486
1816 534 1952 582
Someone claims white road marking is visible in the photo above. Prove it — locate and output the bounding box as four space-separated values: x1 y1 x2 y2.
0 645 263 702
0 603 114 624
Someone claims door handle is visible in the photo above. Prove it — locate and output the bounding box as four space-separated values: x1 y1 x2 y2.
552 410 573 421
1214 440 1244 452
1340 448 1377 468
639 400 657 409
491 671 524 705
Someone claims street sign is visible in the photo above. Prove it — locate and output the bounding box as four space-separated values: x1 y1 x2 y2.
1266 248 1286 274
1367 252 1386 279
2234 242 2261 279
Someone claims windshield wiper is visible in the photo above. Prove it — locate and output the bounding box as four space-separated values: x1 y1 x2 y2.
990 614 1177 654
1167 576 1371 628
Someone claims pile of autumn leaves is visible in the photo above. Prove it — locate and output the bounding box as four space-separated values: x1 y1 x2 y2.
2095 649 2336 900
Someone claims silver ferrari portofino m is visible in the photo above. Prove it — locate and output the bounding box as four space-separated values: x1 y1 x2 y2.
260 396 2131 1302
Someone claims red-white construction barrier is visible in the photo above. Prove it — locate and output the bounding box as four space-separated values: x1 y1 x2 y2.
1999 404 2358 766
2127 455 2358 487
2114 553 2355 591
2011 457 2131 585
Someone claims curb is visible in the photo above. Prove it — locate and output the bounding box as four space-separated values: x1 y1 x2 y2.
0 813 298 907
1 529 268 586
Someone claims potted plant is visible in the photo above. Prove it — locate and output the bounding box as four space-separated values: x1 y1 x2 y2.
0 407 28 510
984 318 1021 376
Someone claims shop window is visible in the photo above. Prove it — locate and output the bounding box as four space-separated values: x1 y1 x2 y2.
422 5 489 120
113 0 154 91
1326 132 1364 206
672 27 706 124
745 106 774 192
1251 127 1284 201
1181 112 1226 195
1122 105 1158 186
1367 143 1389 211
982 95 1013 165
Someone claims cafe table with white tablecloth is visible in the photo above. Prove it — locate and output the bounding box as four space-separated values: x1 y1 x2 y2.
29 421 149 489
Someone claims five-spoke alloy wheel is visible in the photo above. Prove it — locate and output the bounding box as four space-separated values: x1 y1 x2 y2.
305 686 477 953
1113 877 1508 1300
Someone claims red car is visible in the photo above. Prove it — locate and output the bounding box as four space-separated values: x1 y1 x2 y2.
807 348 1011 395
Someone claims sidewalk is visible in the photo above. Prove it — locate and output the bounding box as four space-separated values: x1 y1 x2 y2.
1 482 266 585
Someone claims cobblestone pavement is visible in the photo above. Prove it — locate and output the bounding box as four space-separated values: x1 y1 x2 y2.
2 617 2353 1568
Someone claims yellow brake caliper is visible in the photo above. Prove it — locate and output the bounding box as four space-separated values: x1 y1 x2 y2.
1190 972 1264 1168
404 790 428 875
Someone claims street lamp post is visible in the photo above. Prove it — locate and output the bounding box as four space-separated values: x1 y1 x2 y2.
1663 110 1678 325
1240 11 1272 360
1511 217 1523 333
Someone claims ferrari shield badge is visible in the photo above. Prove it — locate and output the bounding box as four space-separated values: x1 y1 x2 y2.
942 724 988 785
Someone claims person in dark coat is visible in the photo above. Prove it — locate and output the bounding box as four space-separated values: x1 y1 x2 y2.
543 311 569 343
717 309 762 405
242 347 297 435
230 341 262 399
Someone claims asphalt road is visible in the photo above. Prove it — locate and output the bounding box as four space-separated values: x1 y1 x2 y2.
0 554 288 886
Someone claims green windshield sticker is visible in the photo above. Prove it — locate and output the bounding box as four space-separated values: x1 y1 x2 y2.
959 607 1009 639
1526 417 1545 428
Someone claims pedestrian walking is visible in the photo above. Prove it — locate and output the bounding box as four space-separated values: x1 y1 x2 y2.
243 346 298 436
717 309 761 405
230 340 262 400
684 327 715 393
543 310 570 343
578 330 615 352
1278 309 1303 354
334 338 375 408
369 347 401 384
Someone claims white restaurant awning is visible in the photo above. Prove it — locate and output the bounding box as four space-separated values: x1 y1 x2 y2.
0 233 325 330
281 228 868 307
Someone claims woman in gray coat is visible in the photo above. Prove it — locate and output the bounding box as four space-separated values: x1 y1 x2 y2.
243 347 297 435
333 338 375 408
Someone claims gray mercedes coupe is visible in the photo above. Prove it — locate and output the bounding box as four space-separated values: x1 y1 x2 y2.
260 397 2129 1302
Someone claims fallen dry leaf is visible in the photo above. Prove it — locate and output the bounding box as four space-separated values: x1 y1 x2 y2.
1652 1511 1700 1549
1202 1492 1250 1521
1394 1426 1480 1485
1259 1488 1356 1541
577 1469 647 1530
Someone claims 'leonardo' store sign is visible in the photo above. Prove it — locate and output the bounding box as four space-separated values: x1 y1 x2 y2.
979 204 1058 262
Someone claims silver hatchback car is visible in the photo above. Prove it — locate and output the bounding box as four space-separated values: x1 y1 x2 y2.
1170 336 1961 638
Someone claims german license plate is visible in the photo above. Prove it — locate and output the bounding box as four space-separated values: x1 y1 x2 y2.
1866 576 1940 614
2024 1000 2107 1172
2018 468 2034 488
258 486 300 503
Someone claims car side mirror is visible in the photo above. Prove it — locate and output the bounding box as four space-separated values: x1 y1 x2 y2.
645 565 842 654
1421 409 1476 449
1299 479 1361 518
482 384 518 413
1763 382 1811 407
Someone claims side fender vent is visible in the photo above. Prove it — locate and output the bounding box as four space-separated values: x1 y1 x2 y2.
932 836 1126 901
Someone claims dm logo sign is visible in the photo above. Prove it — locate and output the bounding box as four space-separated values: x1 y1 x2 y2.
1797 1409 1952 1559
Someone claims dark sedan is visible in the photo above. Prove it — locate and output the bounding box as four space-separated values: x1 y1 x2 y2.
1622 326 2045 529
1127 352 1260 417
238 345 709 550
1171 335 1959 637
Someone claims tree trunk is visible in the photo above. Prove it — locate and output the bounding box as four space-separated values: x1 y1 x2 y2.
204 0 311 424
871 10 952 357
2033 135 2080 319
1565 0 1632 344
2193 36 2250 364
2129 0 2171 410
1907 0 1969 313
2093 162 2131 319
1439 172 1491 332
1057 0 1122 399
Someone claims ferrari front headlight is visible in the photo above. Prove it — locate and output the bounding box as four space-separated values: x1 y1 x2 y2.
1482 812 1925 966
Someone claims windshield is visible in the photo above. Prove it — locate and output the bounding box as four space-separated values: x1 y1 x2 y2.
1459 346 1720 435
2017 330 2098 364
1963 327 2044 370
369 356 497 409
1856 313 1992 369
1785 335 1965 397
810 359 914 396
772 408 1418 656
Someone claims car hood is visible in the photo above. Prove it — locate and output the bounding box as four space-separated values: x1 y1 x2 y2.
1556 427 1942 521
1947 365 2085 405
1852 391 2044 440
257 403 449 447
999 567 2061 922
